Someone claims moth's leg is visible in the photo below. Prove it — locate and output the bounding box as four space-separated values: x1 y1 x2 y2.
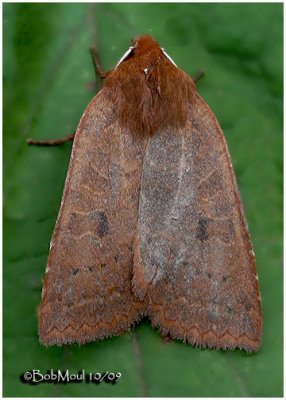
192 70 205 83
27 40 107 146
89 45 107 79
161 335 172 344
27 133 75 146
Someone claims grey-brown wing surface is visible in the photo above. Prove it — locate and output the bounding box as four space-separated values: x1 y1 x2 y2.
39 90 148 345
133 92 262 351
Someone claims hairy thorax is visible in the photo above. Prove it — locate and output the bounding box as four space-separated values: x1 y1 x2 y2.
104 36 196 135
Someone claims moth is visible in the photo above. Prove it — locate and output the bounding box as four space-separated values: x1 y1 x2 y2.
38 35 262 351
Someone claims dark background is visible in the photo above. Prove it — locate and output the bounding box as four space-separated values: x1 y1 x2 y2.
3 2 283 397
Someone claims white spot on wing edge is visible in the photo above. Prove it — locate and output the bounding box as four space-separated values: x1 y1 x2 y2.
161 48 177 67
115 46 134 69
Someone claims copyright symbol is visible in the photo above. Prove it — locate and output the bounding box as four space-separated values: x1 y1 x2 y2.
23 372 32 381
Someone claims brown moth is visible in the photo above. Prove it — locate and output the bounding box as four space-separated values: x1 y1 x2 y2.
38 35 262 351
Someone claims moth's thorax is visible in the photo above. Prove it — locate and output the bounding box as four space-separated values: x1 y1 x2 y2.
104 35 196 136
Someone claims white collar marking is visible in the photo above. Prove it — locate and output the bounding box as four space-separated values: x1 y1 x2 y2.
115 46 135 69
161 48 177 67
115 44 177 70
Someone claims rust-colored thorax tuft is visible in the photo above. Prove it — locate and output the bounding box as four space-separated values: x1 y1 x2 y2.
104 35 195 135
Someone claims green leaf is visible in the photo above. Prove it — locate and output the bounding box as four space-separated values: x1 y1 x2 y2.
3 3 282 397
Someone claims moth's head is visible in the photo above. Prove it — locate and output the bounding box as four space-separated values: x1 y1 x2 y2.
114 35 177 70
131 35 161 57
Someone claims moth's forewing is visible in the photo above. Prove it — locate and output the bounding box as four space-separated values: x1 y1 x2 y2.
39 91 148 345
133 92 262 351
